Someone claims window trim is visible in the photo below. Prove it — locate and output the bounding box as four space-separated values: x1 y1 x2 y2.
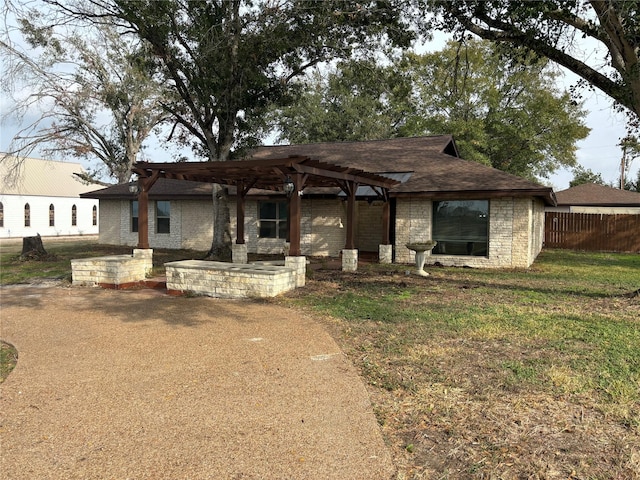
92 205 97 226
49 204 55 227
0 202 4 228
71 204 77 227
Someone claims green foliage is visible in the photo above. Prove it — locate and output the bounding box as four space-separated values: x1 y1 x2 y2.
570 165 606 187
428 0 640 131
108 0 413 160
272 38 590 180
272 57 414 143
402 39 590 180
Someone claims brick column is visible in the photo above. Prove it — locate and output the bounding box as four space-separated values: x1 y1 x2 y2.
133 248 154 276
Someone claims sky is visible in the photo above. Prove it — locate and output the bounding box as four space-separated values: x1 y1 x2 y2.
0 21 635 192
546 76 630 191
416 31 634 192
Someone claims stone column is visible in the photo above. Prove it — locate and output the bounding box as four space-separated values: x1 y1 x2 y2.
379 244 393 264
232 243 248 264
342 249 358 272
133 248 154 276
285 256 306 287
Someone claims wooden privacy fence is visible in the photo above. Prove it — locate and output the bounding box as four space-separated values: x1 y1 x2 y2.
545 212 640 252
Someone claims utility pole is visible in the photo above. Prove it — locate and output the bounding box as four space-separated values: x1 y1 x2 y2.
620 143 627 189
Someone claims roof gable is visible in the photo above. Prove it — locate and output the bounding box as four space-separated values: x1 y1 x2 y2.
555 183 640 206
0 156 98 197
249 136 554 201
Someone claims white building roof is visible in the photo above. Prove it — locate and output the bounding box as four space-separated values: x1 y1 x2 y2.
0 155 100 197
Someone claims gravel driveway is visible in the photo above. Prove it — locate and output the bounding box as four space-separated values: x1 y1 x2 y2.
0 284 394 479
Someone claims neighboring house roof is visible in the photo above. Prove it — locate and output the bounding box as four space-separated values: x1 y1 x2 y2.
555 183 640 207
0 155 99 197
82 136 556 205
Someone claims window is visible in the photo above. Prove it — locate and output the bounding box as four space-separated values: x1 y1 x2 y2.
49 204 55 227
92 205 98 226
71 205 77 226
432 200 489 256
0 202 3 228
156 201 170 234
258 201 288 239
24 203 30 227
131 201 139 233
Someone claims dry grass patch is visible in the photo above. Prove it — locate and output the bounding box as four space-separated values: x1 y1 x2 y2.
284 250 640 479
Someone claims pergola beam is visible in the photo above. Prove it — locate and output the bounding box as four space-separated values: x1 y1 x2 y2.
131 156 400 256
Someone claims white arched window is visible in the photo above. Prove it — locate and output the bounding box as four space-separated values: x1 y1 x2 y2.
24 203 30 227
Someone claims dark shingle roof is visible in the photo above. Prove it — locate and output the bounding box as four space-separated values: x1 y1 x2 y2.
555 183 640 206
249 136 554 201
83 136 555 204
81 178 213 199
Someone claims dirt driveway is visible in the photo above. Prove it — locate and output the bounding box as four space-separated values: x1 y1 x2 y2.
0 284 394 479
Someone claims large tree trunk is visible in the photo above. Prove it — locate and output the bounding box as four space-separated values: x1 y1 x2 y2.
21 234 48 260
206 184 232 260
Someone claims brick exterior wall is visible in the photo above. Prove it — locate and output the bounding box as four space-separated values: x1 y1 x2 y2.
357 201 384 252
98 195 545 268
394 197 543 268
98 201 121 245
179 200 213 250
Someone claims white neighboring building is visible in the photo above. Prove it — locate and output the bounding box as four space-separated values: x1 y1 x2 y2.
0 156 101 239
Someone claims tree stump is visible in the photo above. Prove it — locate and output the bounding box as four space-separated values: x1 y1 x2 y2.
21 234 48 260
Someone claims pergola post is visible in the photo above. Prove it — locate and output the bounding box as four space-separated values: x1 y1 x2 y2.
233 180 248 264
136 174 159 250
342 180 359 272
379 197 393 264
288 172 303 256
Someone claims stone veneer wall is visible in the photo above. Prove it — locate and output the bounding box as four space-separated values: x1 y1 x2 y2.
229 198 347 257
71 249 153 287
165 260 297 298
97 195 545 268
394 197 542 269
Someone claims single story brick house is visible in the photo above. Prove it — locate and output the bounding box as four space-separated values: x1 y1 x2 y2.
83 136 556 268
546 183 640 214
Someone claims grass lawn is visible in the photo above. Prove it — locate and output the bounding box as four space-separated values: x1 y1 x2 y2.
1 242 638 478
282 249 640 479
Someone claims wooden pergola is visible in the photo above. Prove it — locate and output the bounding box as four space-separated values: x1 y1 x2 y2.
131 156 401 256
